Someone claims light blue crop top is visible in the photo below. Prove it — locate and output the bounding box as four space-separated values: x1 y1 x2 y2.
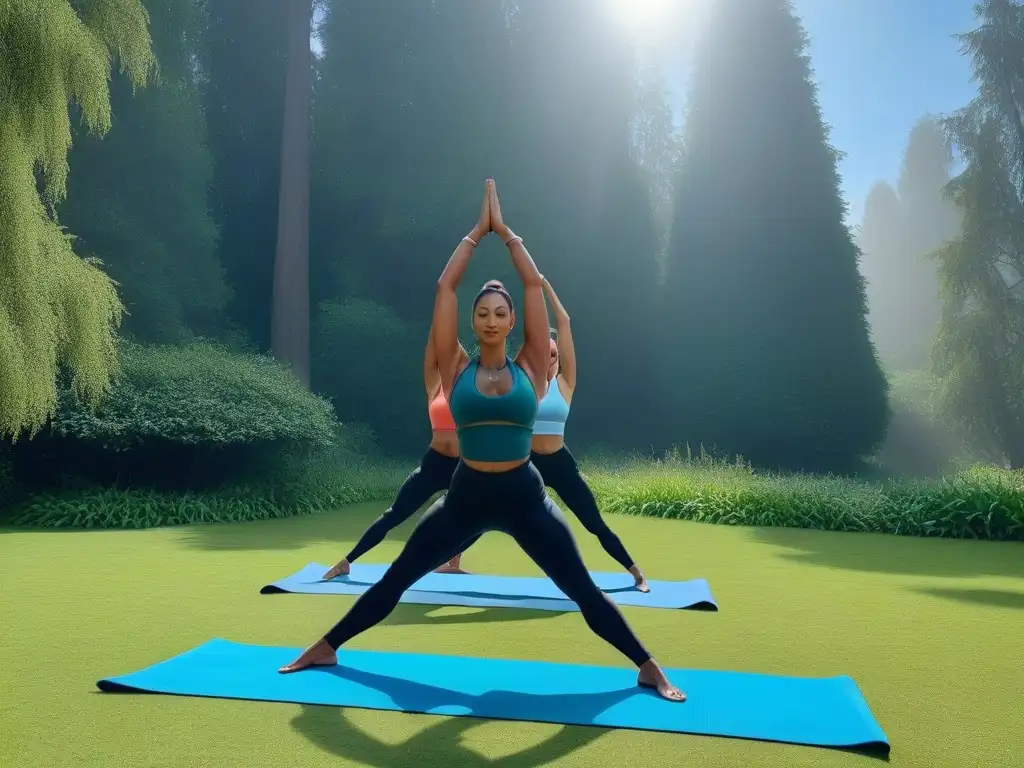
448 358 538 462
533 377 570 436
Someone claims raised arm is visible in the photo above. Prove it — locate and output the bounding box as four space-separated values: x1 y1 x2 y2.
543 277 576 391
434 180 491 394
424 318 469 401
423 321 441 400
488 182 548 393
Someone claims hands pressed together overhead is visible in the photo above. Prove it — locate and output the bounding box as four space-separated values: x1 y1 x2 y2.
469 179 514 244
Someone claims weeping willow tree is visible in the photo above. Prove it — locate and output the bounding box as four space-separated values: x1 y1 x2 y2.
0 0 154 439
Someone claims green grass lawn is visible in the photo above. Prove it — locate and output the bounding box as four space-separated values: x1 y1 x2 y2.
2 504 1022 768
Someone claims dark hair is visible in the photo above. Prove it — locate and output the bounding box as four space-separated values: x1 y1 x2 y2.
473 280 514 313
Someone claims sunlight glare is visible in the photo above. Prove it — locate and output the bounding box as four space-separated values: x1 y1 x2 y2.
606 0 678 39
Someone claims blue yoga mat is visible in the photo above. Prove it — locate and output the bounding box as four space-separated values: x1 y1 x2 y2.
261 562 717 611
97 639 889 753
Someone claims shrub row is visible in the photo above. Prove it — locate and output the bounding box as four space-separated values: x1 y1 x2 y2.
585 457 1024 541
6 340 342 495
10 451 407 529
9 453 1024 540
53 340 337 450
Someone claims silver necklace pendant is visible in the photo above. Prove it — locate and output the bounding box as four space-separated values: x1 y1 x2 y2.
481 362 504 383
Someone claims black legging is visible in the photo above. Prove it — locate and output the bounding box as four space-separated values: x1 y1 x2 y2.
531 447 636 571
323 461 652 668
459 446 636 570
345 448 458 563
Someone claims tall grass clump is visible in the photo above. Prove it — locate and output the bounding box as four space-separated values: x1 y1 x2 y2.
581 449 1023 541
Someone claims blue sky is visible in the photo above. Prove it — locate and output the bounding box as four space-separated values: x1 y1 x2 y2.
662 0 980 225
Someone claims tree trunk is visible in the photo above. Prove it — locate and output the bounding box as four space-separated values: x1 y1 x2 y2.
271 0 312 386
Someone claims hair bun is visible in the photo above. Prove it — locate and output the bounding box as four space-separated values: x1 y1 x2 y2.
482 279 506 290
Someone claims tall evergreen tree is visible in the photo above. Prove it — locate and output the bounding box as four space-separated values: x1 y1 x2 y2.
314 0 517 326
0 0 154 438
311 0 520 451
61 0 229 344
933 0 1024 467
202 0 289 349
664 0 888 469
857 117 960 369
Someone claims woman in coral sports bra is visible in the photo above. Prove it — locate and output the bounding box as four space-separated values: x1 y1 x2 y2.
322 323 469 579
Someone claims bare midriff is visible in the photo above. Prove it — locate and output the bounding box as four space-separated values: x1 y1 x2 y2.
462 456 530 473
531 434 564 455
429 430 460 458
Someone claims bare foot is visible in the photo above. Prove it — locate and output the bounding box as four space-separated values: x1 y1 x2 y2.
323 559 351 580
628 565 650 593
278 639 337 674
434 555 468 574
637 660 686 702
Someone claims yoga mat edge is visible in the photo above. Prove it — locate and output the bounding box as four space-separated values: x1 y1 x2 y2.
261 562 718 611
97 639 889 755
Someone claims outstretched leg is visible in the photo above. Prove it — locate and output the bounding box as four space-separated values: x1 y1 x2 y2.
506 494 684 702
439 533 484 573
324 452 454 578
280 495 483 673
542 448 647 591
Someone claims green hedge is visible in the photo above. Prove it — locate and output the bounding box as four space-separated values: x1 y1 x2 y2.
55 341 337 449
8 341 340 494
8 451 1024 540
586 458 1024 541
10 448 407 528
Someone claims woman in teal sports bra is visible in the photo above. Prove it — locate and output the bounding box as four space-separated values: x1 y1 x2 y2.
455 277 648 589
279 179 685 702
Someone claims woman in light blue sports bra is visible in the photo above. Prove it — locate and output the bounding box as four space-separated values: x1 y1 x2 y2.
279 179 684 702
531 278 647 590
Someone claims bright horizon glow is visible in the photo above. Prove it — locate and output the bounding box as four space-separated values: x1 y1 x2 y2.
606 0 680 42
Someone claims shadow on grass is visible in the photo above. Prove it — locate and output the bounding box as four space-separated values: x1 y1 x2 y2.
912 586 1024 611
380 603 570 629
290 666 890 763
292 703 603 767
176 502 396 552
750 526 1024 580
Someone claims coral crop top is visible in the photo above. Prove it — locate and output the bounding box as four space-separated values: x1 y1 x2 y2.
428 388 457 432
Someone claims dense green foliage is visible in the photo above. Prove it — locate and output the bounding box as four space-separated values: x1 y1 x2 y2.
872 369 968 476
60 0 230 343
662 0 888 469
931 0 1024 468
0 0 154 439
6 342 338 495
53 341 337 449
313 298 424 448
589 454 1023 540
10 451 404 528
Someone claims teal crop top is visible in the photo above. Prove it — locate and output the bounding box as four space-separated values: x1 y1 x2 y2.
533 377 570 436
449 358 538 462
